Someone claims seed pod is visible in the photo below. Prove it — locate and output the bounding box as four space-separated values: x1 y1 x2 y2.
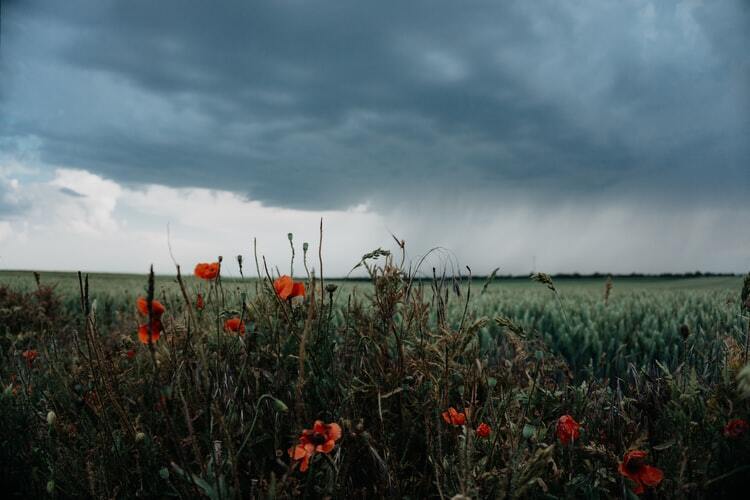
679 324 690 340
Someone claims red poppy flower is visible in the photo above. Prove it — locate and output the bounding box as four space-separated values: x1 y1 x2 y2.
288 420 342 472
724 418 749 439
196 293 205 311
618 450 663 495
194 262 220 280
22 349 38 367
126 349 136 359
273 275 294 299
291 281 305 298
273 275 306 300
441 407 467 426
223 317 246 336
136 297 165 317
556 415 581 445
138 320 162 345
476 422 491 438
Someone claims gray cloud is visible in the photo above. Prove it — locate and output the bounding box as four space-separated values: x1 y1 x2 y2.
58 187 85 198
1 0 748 210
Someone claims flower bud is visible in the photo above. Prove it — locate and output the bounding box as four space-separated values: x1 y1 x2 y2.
325 283 338 294
273 397 289 413
679 324 690 340
47 411 57 426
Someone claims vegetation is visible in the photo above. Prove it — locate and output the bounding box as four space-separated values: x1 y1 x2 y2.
1 241 749 498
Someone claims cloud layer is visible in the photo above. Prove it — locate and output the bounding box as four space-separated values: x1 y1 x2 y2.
2 0 747 210
0 1 748 273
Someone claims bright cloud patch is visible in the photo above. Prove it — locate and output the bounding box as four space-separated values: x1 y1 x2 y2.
0 168 386 275
1 167 748 275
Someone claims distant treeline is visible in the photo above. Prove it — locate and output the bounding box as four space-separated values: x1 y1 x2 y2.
339 271 741 282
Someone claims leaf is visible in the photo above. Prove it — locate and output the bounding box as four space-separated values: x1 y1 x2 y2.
522 424 537 440
191 475 217 500
481 268 500 295
653 439 675 451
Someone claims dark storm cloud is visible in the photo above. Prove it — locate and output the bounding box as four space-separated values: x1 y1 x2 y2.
1 0 748 209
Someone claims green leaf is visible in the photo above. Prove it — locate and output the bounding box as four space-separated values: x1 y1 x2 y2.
522 424 537 440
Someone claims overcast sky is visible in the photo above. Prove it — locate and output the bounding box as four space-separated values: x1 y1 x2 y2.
1 0 748 276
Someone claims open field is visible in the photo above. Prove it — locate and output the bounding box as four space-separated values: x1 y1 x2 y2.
1 264 749 498
2 270 744 380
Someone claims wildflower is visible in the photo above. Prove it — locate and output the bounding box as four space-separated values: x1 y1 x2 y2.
196 293 205 311
441 407 466 426
126 349 136 359
476 422 491 438
138 320 162 345
47 411 57 426
223 317 246 336
273 275 305 300
288 420 342 472
22 350 38 367
194 262 220 280
556 415 581 445
136 297 165 317
723 418 749 439
292 281 305 298
618 450 663 495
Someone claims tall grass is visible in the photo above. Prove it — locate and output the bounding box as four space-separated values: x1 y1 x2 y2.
0 243 748 498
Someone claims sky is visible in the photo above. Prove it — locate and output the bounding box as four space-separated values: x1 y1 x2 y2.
0 0 748 277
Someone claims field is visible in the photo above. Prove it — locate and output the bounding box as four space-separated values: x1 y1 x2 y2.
1 260 749 498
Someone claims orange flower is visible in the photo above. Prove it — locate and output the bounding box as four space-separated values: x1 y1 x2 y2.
618 450 663 495
556 415 581 445
196 293 205 311
288 420 342 472
22 349 38 367
138 320 162 345
273 275 306 300
223 317 246 335
273 275 293 299
441 407 466 426
136 297 165 317
194 262 220 280
476 422 491 438
724 418 748 439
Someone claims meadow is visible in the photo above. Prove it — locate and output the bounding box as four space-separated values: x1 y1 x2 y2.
1 250 749 498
